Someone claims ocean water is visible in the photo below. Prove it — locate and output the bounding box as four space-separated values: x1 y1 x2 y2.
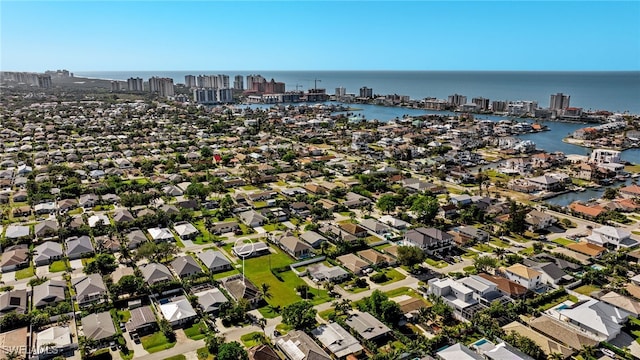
74 71 640 114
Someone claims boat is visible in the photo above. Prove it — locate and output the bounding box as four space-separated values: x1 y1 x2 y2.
632 173 639 179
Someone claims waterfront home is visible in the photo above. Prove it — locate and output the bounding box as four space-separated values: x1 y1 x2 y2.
620 184 640 199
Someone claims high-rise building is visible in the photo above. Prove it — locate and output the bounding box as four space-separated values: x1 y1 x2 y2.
549 93 570 110
110 81 122 91
265 79 285 94
234 75 244 90
127 77 144 91
246 74 266 92
185 75 197 88
335 87 346 97
359 87 373 98
447 94 467 106
472 97 490 111
193 88 233 104
217 74 230 89
148 77 175 98
37 74 52 89
492 100 507 112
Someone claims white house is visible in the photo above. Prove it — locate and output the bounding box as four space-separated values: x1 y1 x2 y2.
586 225 637 249
503 264 541 290
557 298 631 341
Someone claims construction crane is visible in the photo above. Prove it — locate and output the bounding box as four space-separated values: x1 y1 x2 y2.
292 83 303 91
301 78 322 90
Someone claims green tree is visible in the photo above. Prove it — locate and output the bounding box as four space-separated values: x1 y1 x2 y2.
602 187 619 200
376 194 399 214
217 341 248 360
396 245 426 267
506 200 527 234
282 301 317 330
185 182 210 201
200 146 213 159
83 253 117 275
205 333 225 354
473 255 498 273
410 195 439 224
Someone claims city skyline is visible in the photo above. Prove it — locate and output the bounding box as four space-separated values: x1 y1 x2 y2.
1 1 639 72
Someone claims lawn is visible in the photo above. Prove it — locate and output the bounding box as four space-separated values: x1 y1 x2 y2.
116 310 131 323
197 347 214 360
253 201 268 209
365 235 382 245
625 164 640 173
538 293 579 311
519 247 535 255
424 258 447 268
489 238 511 248
552 238 574 246
244 247 331 313
472 243 494 253
384 286 422 299
377 269 407 285
212 268 240 280
240 331 266 347
141 332 176 353
262 223 287 232
374 243 391 251
49 259 69 272
15 265 35 280
574 284 600 296
242 185 259 191
81 257 96 266
184 320 208 340
192 220 214 245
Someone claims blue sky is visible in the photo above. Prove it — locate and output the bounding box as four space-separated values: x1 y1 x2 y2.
2 1 639 71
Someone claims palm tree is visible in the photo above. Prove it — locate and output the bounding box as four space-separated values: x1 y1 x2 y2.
493 247 506 260
579 344 596 359
548 353 564 360
257 317 267 335
260 283 272 300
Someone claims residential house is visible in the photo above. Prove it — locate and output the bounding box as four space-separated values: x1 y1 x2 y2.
299 231 328 249
4 224 31 241
221 275 262 307
307 263 350 283
278 234 313 260
619 184 640 199
239 210 267 228
472 338 535 360
147 227 175 242
451 226 489 245
125 305 158 335
436 343 483 360
79 194 98 209
378 215 410 230
73 274 107 307
585 225 637 249
0 289 27 315
34 202 56 215
359 218 392 235
140 263 174 285
65 236 95 259
113 209 135 223
450 194 472 207
248 344 280 360
312 322 363 359
337 253 370 275
82 311 117 344
197 250 232 273
478 273 528 299
357 249 395 267
0 244 29 272
211 221 239 235
173 222 199 240
232 241 270 258
344 311 391 342
171 255 203 279
529 315 598 351
159 296 198 326
338 222 368 238
290 202 311 218
599 291 640 317
528 175 563 191
568 202 606 219
34 326 74 359
94 235 120 253
524 260 573 288
502 264 542 290
276 330 331 360
33 241 63 266
34 220 59 239
501 321 573 359
404 227 454 255
32 280 67 308
566 242 607 258
126 229 148 249
525 210 556 231
427 278 479 319
195 288 229 314
343 192 371 208
556 298 631 341
88 214 110 228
